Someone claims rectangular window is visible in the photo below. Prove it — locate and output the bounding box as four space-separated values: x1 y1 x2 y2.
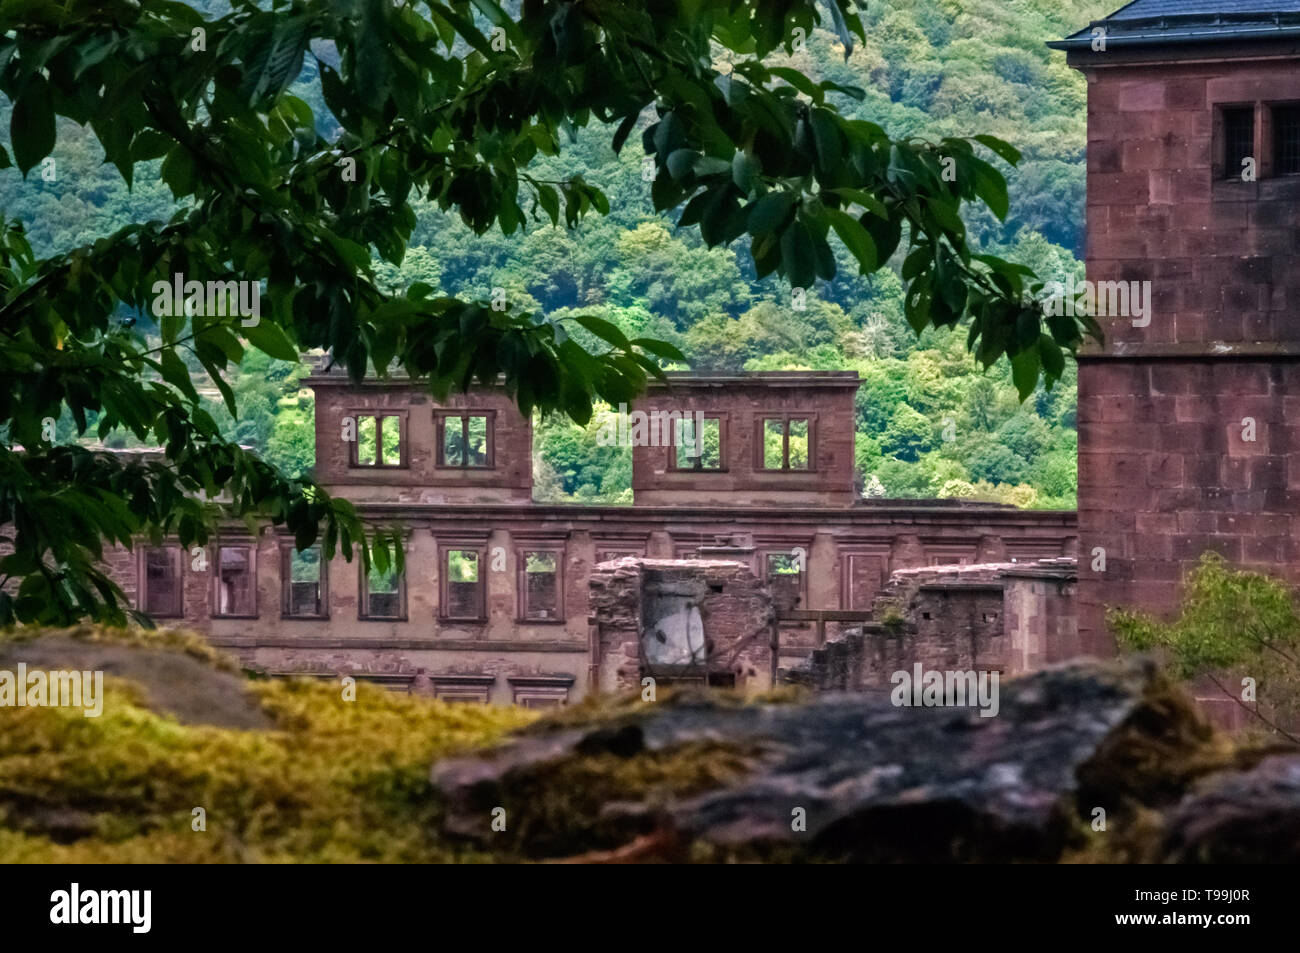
141 546 183 617
508 677 572 708
788 418 809 469
438 413 492 468
214 544 256 617
442 548 485 620
282 545 328 618
1222 106 1255 180
1273 104 1300 175
759 416 813 470
765 552 804 614
361 564 405 620
435 688 488 704
844 554 884 612
671 415 723 470
432 677 494 704
350 413 405 467
520 551 561 621
763 418 784 469
519 695 563 709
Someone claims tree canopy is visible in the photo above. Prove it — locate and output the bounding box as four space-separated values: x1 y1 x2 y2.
0 0 1097 625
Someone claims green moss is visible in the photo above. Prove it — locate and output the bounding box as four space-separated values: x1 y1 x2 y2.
1061 670 1284 864
0 628 535 862
878 605 906 630
489 740 762 860
0 623 242 673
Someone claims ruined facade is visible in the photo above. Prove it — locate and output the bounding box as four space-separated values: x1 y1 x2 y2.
1052 1 1300 653
784 558 1078 695
114 369 1077 704
590 556 777 693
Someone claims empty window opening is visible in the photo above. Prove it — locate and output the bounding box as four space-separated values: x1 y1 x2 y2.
761 417 811 470
352 414 404 467
444 549 484 619
440 414 491 468
1223 106 1255 179
142 546 183 617
765 552 804 613
363 565 404 620
521 551 560 620
284 546 326 618
215 545 256 617
1273 104 1300 175
673 415 723 470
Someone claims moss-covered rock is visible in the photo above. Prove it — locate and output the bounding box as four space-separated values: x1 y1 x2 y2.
433 659 1292 863
0 626 533 862
2 626 1296 863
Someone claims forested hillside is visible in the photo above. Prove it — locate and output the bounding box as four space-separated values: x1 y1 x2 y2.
0 0 1111 508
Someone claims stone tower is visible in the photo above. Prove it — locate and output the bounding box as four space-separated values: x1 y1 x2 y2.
1052 1 1300 652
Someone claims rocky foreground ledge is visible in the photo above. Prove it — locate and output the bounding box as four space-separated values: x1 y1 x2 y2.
431 660 1298 863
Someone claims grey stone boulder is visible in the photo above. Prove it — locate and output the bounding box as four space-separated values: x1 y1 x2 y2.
431 658 1275 862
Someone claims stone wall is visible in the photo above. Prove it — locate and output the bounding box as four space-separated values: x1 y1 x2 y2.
94 501 1076 704
589 557 776 693
1067 42 1300 655
632 372 860 508
83 371 1078 703
786 559 1079 694
310 371 534 504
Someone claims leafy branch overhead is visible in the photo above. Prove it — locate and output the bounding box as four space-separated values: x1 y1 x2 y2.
0 0 1094 625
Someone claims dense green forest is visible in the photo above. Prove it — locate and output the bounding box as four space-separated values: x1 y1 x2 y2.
1 0 1112 508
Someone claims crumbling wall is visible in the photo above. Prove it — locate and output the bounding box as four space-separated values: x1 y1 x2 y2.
589 557 776 693
786 558 1079 693
1004 561 1080 669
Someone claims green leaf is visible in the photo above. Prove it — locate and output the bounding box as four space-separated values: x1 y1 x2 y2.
826 208 877 273
536 184 559 223
611 110 641 154
11 73 55 178
827 188 887 218
968 156 1009 221
630 337 687 363
863 211 902 262
693 155 731 177
666 148 698 181
160 147 197 198
732 151 761 192
1010 346 1041 401
243 17 311 105
809 111 843 178
572 314 629 349
823 0 855 57
159 348 200 403
243 321 300 362
972 134 1022 166
748 191 797 235
1038 333 1065 379
768 67 824 104
780 219 816 290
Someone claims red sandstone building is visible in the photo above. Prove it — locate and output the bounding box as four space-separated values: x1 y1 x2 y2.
1052 0 1300 654
112 0 1300 705
118 368 1076 704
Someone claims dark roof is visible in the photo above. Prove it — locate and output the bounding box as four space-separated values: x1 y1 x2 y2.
1049 0 1300 50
